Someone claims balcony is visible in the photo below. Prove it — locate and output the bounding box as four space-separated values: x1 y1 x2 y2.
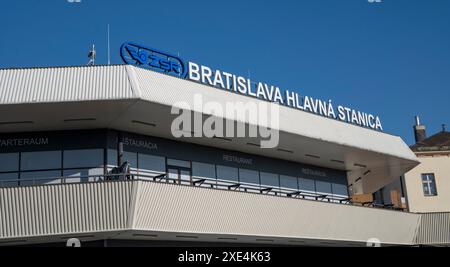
1 173 436 246
0 173 403 210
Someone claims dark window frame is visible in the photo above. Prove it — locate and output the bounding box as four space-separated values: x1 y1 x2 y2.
421 173 438 197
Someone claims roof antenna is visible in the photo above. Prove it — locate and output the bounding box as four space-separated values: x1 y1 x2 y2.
107 24 111 65
87 44 96 66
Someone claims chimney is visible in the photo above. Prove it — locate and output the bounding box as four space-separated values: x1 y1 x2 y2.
443 124 447 132
414 116 427 143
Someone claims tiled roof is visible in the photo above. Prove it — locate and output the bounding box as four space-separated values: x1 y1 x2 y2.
411 131 450 152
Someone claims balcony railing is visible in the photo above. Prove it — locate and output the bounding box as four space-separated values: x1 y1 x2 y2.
0 173 404 211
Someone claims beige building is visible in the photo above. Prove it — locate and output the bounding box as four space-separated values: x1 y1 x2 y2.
403 120 450 213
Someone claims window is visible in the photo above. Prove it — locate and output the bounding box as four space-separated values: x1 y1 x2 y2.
192 162 216 180
422 173 438 196
21 170 62 186
21 151 61 171
64 169 91 183
63 168 104 183
167 159 191 168
0 153 19 172
0 172 19 187
239 169 259 185
316 181 332 195
332 183 349 197
260 172 280 188
299 178 316 193
107 149 118 167
139 154 166 176
216 165 239 182
123 152 138 169
63 149 104 169
280 175 298 190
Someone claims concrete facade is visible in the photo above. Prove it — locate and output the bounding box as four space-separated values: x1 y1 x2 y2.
404 152 450 213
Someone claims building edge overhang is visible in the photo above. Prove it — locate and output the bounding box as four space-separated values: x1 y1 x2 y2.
0 64 411 139
124 65 419 163
0 65 419 175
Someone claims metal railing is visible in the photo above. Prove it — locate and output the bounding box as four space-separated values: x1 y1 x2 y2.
0 172 352 205
0 172 408 211
1 173 410 210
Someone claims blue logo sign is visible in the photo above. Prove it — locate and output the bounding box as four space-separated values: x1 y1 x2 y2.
120 43 186 78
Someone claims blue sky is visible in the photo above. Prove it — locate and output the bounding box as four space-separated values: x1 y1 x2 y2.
0 0 449 144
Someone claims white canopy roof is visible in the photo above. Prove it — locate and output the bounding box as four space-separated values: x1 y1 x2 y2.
0 65 419 193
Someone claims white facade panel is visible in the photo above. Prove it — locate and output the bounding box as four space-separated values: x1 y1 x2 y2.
0 180 448 246
130 66 417 163
415 213 450 245
0 182 132 239
131 181 420 245
0 65 136 104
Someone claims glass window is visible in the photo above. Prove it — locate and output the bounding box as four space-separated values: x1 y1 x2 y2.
280 175 298 190
192 162 216 180
316 181 332 195
167 159 191 168
139 154 166 175
123 152 138 169
21 170 62 186
239 169 259 185
423 184 430 196
0 172 19 187
260 172 279 188
0 153 19 172
21 151 61 171
299 178 316 193
332 183 349 197
107 149 118 167
422 173 438 196
64 169 90 183
63 149 104 169
216 165 239 182
64 168 104 183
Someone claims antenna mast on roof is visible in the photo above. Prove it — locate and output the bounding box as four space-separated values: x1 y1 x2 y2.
87 44 96 66
107 24 111 65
